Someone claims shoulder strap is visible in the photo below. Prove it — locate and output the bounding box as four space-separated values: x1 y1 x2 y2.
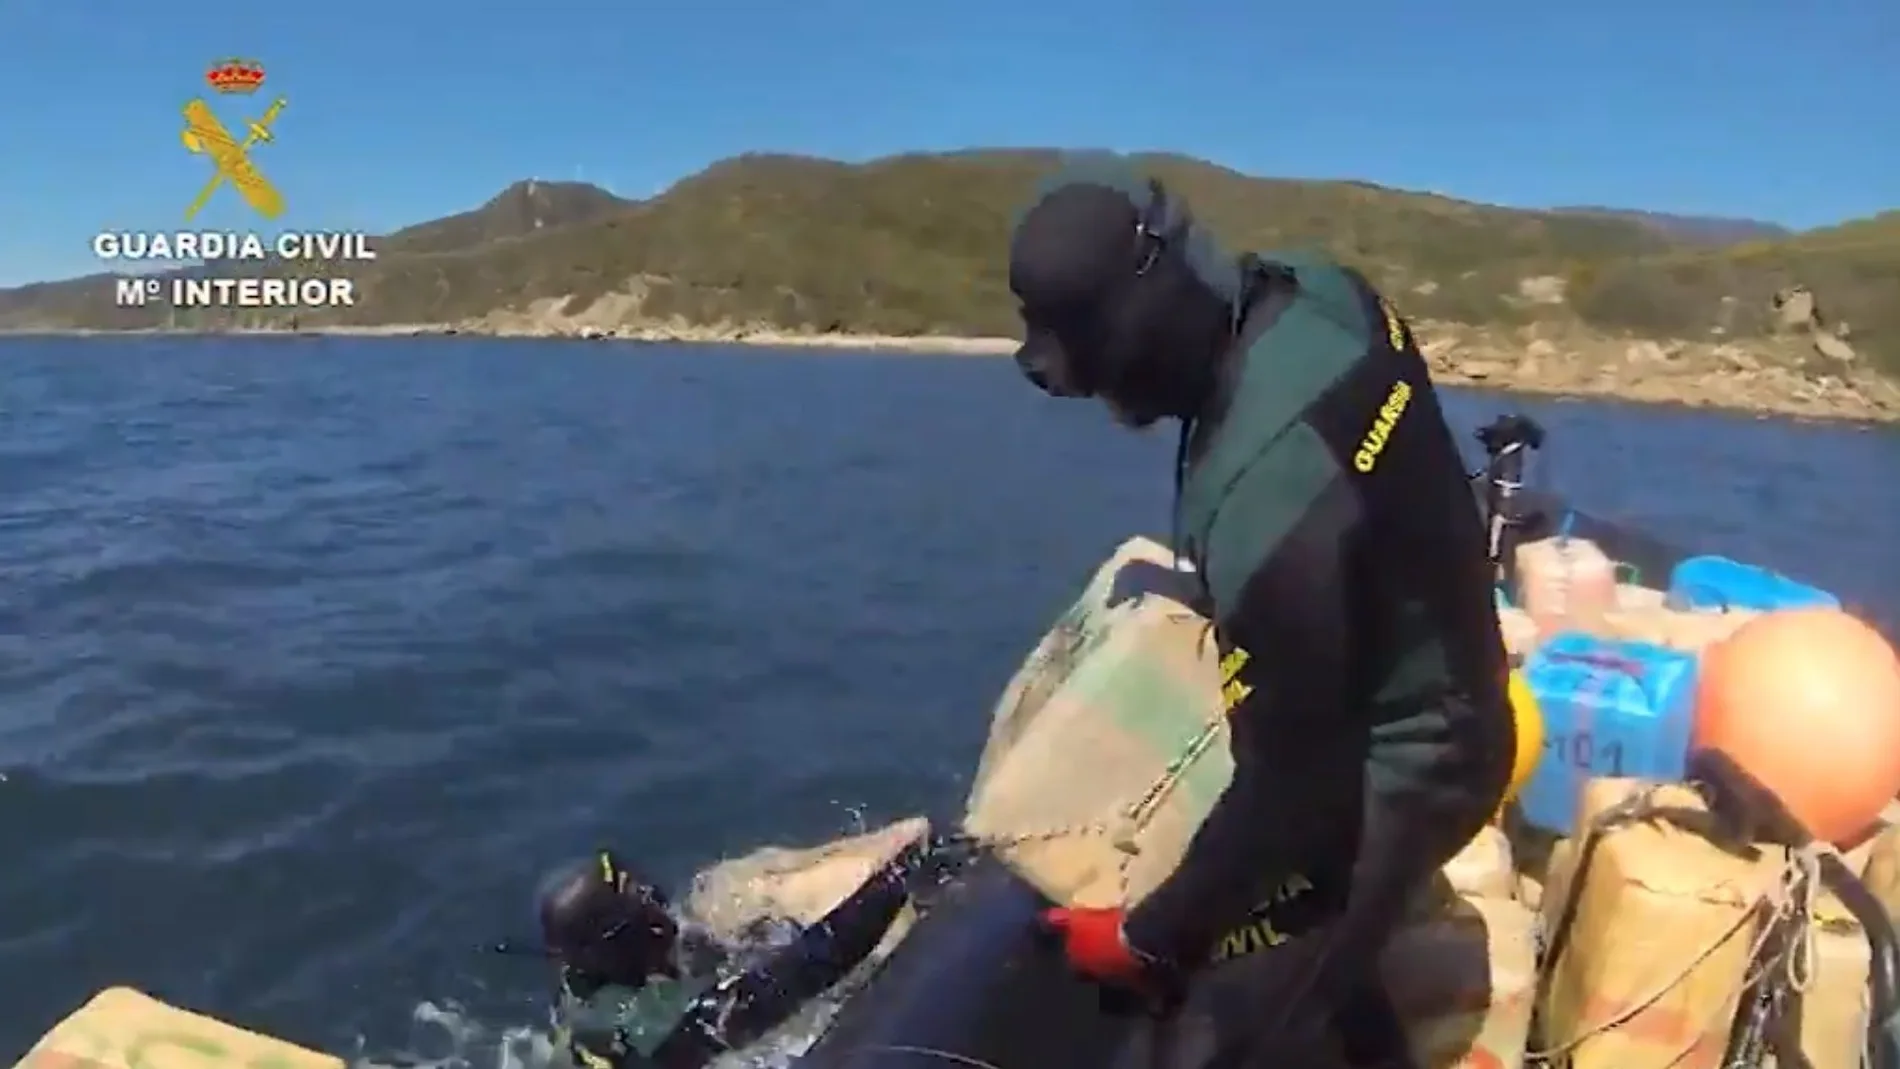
1172 254 1304 569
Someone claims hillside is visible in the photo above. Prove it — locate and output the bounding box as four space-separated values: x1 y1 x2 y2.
0 150 1893 381
380 179 636 255
1552 207 1791 245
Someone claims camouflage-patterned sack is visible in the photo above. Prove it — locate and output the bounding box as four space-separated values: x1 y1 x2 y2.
964 537 1232 908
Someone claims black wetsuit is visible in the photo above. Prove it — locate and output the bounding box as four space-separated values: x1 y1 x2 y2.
1007 157 1518 1066
1117 252 1515 1068
557 852 918 1069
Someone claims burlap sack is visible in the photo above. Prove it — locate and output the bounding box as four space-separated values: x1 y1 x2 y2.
967 537 1533 912
1790 910 1874 1069
684 817 931 957
1859 821 1900 923
1540 778 1869 1069
11 987 340 1069
971 537 1204 801
1382 893 1537 1069
964 537 1228 908
1496 607 1538 662
1594 606 1761 653
1441 825 1516 902
1537 836 1578 936
1539 781 1760 1069
1615 584 1668 611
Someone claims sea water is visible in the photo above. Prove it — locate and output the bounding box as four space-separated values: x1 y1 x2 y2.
0 339 1893 1062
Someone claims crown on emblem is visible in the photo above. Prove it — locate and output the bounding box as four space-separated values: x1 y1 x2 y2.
206 59 266 95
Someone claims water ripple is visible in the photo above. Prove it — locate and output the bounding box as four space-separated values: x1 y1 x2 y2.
0 339 1892 1061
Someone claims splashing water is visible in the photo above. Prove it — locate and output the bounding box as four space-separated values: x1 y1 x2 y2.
350 1002 555 1069
351 994 849 1069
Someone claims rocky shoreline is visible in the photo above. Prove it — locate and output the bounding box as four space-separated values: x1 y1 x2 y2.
1413 319 1898 425
5 317 1894 425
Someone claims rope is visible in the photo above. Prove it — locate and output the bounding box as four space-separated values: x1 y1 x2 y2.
860 1045 1005 1069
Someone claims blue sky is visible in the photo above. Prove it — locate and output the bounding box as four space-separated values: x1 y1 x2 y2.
1 0 1893 286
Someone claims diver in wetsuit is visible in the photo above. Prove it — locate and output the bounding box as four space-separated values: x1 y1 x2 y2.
541 843 934 1069
1010 156 1517 1069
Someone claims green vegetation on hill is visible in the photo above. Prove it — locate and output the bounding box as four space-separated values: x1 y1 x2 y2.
380 179 636 256
0 151 1893 378
1550 207 1792 245
1572 211 1900 375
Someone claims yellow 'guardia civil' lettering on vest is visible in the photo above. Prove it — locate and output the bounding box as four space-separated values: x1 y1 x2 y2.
1352 380 1411 473
1378 297 1408 351
1210 873 1318 962
1218 646 1253 714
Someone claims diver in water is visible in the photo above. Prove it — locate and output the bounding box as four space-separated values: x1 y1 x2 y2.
1010 156 1516 1068
539 842 936 1069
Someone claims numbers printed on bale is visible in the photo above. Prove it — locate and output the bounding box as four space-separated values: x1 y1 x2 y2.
1544 730 1625 776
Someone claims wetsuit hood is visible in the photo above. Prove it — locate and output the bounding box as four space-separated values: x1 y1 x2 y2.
1008 154 1245 427
538 851 680 988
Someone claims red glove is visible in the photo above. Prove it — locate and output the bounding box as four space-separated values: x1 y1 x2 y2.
1040 906 1150 986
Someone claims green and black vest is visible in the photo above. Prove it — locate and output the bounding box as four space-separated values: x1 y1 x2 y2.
1175 250 1506 809
557 974 715 1069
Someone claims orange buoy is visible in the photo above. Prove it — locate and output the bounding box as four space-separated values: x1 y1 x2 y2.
1694 608 1900 845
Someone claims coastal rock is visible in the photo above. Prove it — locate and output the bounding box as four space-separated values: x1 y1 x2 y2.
1417 319 1892 423
1814 331 1857 363
1773 286 1819 330
1623 340 1669 364
1516 275 1567 305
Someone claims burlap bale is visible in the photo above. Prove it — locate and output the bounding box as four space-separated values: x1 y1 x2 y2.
11 987 340 1069
1787 908 1874 1069
684 817 931 958
1540 778 1869 1069
1615 583 1668 611
1516 871 1546 914
1537 836 1578 934
964 537 1226 908
1496 607 1538 662
1441 824 1516 901
969 537 1533 911
1540 781 1758 1069
1595 606 1760 652
1382 893 1537 1069
1860 821 1900 924
971 537 1202 802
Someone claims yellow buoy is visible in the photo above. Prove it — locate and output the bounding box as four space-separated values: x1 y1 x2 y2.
1497 668 1544 818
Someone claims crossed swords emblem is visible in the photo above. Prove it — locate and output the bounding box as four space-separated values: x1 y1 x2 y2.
180 95 288 221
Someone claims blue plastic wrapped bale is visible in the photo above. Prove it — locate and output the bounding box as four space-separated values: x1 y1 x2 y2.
1666 554 1840 612
1518 634 1700 835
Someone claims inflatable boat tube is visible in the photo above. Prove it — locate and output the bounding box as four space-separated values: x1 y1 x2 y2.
802 855 1138 1068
